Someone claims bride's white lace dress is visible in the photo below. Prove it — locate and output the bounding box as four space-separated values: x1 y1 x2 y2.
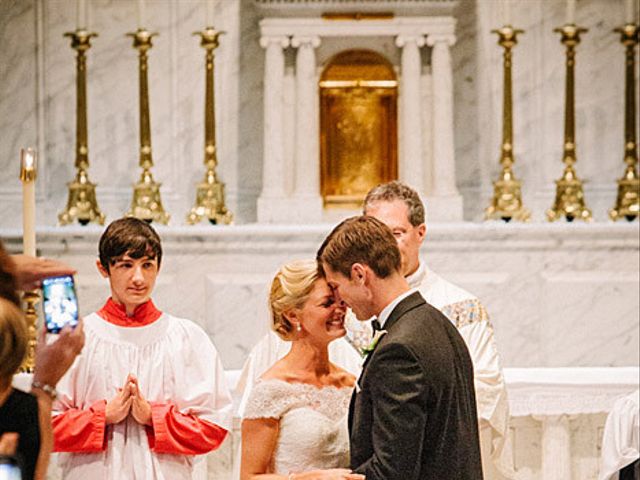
243 378 353 476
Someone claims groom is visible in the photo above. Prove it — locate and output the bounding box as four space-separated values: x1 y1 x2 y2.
317 216 483 480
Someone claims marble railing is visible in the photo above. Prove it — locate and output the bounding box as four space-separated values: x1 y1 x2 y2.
19 366 637 480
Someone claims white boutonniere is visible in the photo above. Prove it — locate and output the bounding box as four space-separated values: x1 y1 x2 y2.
361 330 387 357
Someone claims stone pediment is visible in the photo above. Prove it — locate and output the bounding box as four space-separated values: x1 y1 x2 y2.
254 0 459 18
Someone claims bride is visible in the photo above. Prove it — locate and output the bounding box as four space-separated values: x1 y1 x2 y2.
240 259 364 480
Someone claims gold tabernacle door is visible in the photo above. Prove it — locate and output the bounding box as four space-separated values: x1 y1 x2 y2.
319 50 398 209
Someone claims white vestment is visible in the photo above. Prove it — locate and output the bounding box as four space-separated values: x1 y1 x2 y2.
406 262 514 478
599 389 640 480
54 312 233 480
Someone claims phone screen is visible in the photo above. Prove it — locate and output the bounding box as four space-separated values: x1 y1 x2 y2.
0 455 21 480
42 275 79 334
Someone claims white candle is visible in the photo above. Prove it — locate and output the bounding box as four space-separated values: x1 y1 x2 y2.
624 0 636 23
137 0 146 28
503 0 512 26
206 0 214 27
566 0 576 24
76 0 87 29
20 148 37 257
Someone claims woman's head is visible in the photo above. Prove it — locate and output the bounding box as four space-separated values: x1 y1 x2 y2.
269 259 346 343
0 297 27 389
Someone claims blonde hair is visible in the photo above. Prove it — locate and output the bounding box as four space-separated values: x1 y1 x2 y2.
0 297 27 388
269 259 319 340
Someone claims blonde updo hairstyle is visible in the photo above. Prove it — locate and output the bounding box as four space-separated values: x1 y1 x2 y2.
270 259 320 340
0 297 28 390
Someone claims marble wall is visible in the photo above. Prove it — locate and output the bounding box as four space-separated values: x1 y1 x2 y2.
452 0 638 221
2 223 638 371
1 0 637 226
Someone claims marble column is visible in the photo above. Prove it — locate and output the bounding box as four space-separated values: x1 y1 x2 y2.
291 35 322 222
396 34 425 195
426 33 463 221
257 35 290 223
535 414 573 480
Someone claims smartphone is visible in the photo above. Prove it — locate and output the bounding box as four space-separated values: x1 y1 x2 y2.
0 455 21 480
42 275 79 334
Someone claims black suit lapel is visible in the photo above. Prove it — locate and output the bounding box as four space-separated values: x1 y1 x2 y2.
356 291 426 383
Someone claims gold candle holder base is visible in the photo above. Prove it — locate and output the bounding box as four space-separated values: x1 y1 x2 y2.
485 170 531 222
546 165 592 222
59 171 105 226
186 27 232 225
19 290 39 373
186 175 233 225
127 171 170 224
610 165 640 222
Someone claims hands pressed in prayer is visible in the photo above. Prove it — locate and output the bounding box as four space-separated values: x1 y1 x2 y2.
105 375 134 425
105 374 152 426
128 376 152 426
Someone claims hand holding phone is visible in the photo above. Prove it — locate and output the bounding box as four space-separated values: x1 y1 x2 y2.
42 275 79 334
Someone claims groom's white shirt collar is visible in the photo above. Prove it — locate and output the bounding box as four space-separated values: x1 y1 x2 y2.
376 287 417 329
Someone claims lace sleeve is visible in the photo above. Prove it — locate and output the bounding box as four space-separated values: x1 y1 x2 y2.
242 380 298 420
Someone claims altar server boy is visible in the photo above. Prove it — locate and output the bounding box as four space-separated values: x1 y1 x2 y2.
52 217 232 480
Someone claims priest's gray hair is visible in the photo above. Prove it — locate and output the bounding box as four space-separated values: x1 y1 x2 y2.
269 259 319 341
363 181 426 226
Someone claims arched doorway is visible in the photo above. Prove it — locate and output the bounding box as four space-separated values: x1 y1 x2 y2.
319 50 398 208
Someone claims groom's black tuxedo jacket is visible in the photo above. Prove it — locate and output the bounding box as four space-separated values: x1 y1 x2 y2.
349 291 483 480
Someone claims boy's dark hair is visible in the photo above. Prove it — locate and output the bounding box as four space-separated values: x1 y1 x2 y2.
98 218 162 272
317 215 401 279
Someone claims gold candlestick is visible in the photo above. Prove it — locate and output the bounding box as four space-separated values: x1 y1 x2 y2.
485 25 530 222
126 29 170 224
186 27 233 225
610 23 639 222
19 150 38 372
20 291 39 373
547 24 592 222
59 29 105 226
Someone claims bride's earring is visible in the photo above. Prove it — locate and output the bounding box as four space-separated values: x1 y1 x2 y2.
296 323 302 332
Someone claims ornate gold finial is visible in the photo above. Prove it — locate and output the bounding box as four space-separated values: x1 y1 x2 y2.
485 25 530 222
186 27 233 225
610 23 639 222
59 29 106 226
126 29 170 224
547 24 592 222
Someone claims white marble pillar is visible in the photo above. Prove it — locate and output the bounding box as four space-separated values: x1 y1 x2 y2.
535 414 573 480
291 35 322 222
425 33 463 221
257 35 290 223
396 34 425 195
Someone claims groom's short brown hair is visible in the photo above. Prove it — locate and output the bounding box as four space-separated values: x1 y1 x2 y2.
317 215 401 279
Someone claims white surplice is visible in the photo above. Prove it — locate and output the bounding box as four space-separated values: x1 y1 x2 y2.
54 312 233 480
